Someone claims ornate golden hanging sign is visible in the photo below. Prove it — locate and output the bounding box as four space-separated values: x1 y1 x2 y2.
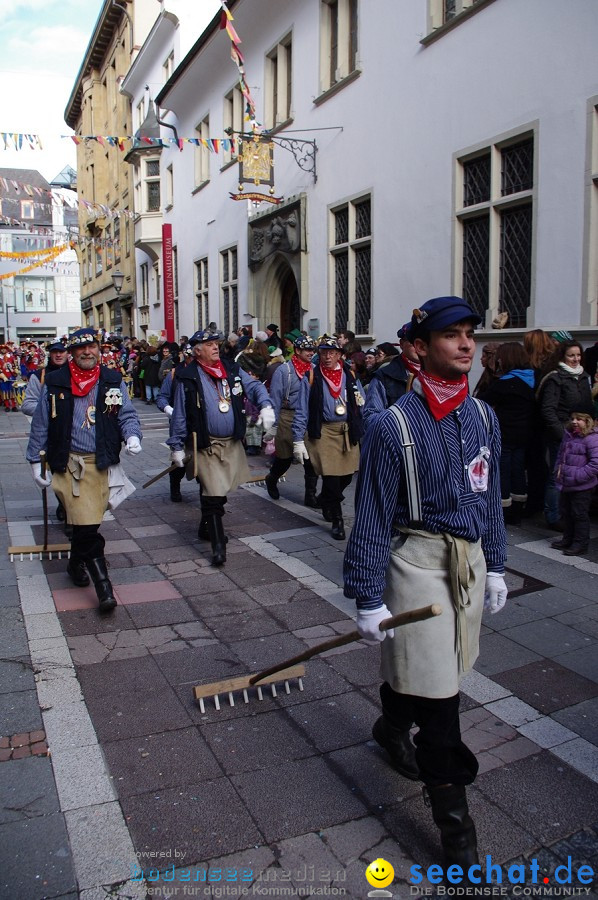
231 133 282 203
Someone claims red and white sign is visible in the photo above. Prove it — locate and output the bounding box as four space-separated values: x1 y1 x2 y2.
162 224 175 343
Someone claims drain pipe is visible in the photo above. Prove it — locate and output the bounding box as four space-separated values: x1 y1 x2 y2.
111 0 133 54
154 102 179 146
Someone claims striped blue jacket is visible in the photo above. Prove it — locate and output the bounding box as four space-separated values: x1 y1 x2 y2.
343 388 506 609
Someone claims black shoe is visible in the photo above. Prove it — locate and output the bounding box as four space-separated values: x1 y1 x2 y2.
170 488 182 502
424 784 479 874
372 716 419 780
563 544 588 556
67 558 90 587
304 491 319 508
265 474 280 500
56 502 66 522
331 517 346 540
551 538 572 550
546 519 565 532
207 515 227 566
320 500 333 522
86 557 117 614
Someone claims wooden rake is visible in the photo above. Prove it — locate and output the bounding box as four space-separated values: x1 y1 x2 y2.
8 452 71 562
193 603 441 713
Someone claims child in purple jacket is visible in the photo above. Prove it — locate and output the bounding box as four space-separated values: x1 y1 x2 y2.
551 412 598 555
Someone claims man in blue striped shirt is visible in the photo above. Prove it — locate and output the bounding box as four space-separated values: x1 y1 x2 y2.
344 297 507 880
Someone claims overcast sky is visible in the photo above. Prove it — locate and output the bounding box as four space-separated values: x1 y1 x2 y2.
0 0 104 181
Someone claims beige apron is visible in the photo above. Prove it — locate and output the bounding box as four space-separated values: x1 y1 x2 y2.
380 529 486 699
186 435 250 496
51 454 109 525
274 408 296 458
305 421 360 477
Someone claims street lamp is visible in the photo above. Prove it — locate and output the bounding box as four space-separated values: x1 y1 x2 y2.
111 270 125 295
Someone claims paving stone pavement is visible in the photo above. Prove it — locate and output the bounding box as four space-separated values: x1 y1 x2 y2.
1 401 598 899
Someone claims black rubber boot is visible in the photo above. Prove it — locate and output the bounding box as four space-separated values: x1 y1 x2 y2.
330 504 345 541
86 557 117 614
319 498 333 522
372 716 419 780
265 473 280 500
169 471 183 503
424 784 479 874
207 515 227 566
198 516 210 540
304 475 319 508
66 555 90 587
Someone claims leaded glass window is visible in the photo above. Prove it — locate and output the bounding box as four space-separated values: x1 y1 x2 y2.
331 193 372 336
335 208 348 245
501 139 533 196
355 198 371 239
463 154 490 207
355 246 371 334
334 252 348 334
462 216 490 320
499 205 532 328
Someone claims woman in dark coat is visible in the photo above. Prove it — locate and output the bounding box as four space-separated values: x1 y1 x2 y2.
479 342 536 524
140 344 162 404
537 340 594 528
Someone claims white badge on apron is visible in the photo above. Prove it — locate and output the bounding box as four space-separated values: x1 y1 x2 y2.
468 446 490 492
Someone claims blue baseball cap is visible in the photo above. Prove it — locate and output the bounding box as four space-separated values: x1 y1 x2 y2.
48 340 67 352
407 297 482 342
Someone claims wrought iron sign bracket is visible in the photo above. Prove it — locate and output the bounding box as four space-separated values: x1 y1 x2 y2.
269 136 317 182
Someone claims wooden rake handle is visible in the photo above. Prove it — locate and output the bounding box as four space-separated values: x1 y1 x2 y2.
249 603 442 686
40 450 49 551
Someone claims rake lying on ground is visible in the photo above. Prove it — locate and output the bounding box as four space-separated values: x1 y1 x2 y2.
193 603 441 713
8 452 71 562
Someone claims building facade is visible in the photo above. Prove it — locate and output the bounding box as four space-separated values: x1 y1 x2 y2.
0 168 80 343
64 1 158 338
144 0 598 352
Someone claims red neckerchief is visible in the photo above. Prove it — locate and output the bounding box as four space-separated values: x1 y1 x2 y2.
291 354 311 379
68 359 100 397
402 353 421 375
417 369 468 420
320 362 343 398
198 359 227 380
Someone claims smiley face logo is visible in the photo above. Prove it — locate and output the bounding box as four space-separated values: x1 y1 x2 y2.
365 858 395 889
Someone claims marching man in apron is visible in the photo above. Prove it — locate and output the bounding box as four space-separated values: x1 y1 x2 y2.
167 329 274 566
265 335 320 507
292 336 365 540
26 328 142 614
343 297 507 880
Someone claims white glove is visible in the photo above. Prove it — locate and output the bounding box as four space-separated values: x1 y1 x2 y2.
263 424 278 442
293 440 310 463
170 449 186 468
356 605 395 644
125 436 142 455
164 405 174 418
484 572 508 614
256 406 276 432
31 462 52 490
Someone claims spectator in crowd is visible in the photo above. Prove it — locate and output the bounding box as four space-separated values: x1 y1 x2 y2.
551 412 598 556
522 329 557 516
265 324 283 351
472 342 501 398
478 342 536 525
140 343 161 404
158 343 178 384
537 340 594 529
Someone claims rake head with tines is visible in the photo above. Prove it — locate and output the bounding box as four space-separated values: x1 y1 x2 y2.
192 604 441 712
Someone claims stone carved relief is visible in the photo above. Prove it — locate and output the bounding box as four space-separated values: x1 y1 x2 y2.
249 208 301 268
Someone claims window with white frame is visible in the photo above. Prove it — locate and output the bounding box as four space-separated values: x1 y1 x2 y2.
163 51 174 84
114 215 121 263
166 164 173 208
330 194 371 336
220 247 238 336
144 158 161 212
14 277 56 312
136 97 145 131
195 257 209 331
140 263 149 307
105 223 113 270
20 200 34 219
319 0 358 95
265 33 292 130
585 99 598 325
455 131 535 329
427 0 487 31
153 261 161 305
194 116 210 188
223 85 243 166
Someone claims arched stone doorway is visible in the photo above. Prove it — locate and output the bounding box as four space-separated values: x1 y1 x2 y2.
259 253 301 335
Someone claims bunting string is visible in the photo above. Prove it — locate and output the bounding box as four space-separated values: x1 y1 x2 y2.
0 243 73 280
219 1 260 133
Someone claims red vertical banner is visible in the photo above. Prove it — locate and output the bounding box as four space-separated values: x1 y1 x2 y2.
162 224 175 342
